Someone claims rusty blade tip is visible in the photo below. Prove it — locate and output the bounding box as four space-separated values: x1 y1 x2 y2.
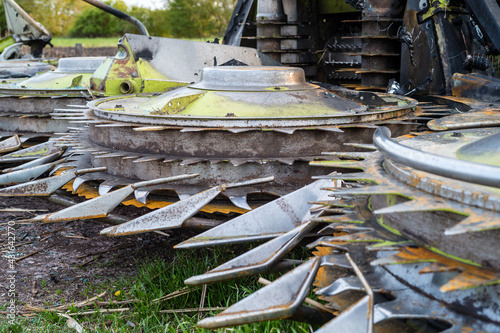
22 214 47 223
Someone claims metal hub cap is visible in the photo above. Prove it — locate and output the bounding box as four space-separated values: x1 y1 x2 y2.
190 66 316 91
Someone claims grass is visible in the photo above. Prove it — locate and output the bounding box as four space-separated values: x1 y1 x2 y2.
51 36 220 48
0 246 316 332
51 37 120 48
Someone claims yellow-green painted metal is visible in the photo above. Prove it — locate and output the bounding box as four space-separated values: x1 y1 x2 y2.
89 37 185 97
89 34 280 97
0 35 16 54
0 57 105 96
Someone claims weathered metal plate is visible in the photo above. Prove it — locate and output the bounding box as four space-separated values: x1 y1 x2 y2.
428 110 500 131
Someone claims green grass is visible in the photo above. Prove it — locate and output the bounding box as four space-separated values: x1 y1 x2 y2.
51 36 220 48
51 37 120 48
0 247 316 332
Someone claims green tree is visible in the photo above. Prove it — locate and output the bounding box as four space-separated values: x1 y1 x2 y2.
129 6 170 37
165 0 235 38
16 0 83 36
0 1 6 37
68 0 141 37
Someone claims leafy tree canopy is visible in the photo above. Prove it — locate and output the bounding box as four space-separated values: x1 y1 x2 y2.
0 0 236 39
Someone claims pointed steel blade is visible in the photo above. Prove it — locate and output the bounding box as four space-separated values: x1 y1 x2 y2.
133 184 174 204
0 135 21 154
72 172 108 192
0 167 105 196
320 255 354 270
197 257 319 329
315 296 370 332
185 221 316 285
42 186 135 222
326 186 407 197
0 163 55 185
440 269 500 292
101 176 273 236
370 252 433 267
318 224 374 234
228 195 251 211
41 174 199 223
2 152 63 173
312 172 379 183
343 143 377 150
98 179 131 195
0 141 63 163
316 276 365 297
174 179 331 249
310 160 366 170
321 152 372 160
374 199 456 215
313 213 365 224
374 298 434 322
307 232 383 249
444 210 500 235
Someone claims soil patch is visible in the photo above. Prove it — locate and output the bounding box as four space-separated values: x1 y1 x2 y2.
0 196 196 310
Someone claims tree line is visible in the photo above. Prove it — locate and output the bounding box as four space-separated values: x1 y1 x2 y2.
0 0 236 38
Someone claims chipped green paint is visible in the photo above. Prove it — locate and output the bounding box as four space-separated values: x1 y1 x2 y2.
151 92 203 115
10 146 49 157
175 91 340 117
11 73 94 90
90 36 189 97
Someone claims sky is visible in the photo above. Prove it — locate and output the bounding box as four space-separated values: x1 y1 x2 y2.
121 0 165 9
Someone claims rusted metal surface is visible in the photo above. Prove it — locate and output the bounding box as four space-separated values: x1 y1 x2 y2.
0 141 63 163
398 0 495 96
0 167 105 196
0 160 61 185
2 151 61 173
428 109 500 131
451 73 500 103
0 135 20 153
86 122 399 159
172 115 500 331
